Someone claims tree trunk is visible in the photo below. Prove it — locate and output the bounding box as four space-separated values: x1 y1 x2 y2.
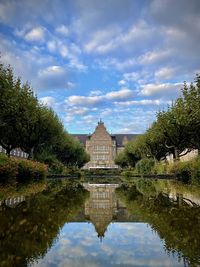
6 148 11 158
28 147 34 160
174 148 180 161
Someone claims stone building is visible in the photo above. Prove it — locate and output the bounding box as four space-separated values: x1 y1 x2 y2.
72 120 137 169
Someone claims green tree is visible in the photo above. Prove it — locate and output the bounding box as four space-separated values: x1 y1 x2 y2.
0 64 22 156
114 151 129 168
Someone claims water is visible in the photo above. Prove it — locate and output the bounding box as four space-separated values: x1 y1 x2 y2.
0 179 200 267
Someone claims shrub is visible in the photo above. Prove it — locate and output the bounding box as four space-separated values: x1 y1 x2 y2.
167 157 200 184
35 152 69 175
0 153 18 184
135 158 155 175
190 157 200 184
17 159 47 182
47 159 65 174
153 162 168 175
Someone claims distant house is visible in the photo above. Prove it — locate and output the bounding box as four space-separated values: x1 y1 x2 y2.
0 146 29 159
72 120 138 169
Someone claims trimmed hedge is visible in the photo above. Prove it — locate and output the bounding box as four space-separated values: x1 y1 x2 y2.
0 153 47 184
0 153 18 183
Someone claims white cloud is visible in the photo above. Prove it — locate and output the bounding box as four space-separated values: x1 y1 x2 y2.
59 44 69 57
65 107 89 116
155 67 176 80
66 95 103 106
106 88 133 100
55 25 69 36
89 90 103 96
115 99 165 106
65 88 133 107
39 96 56 107
101 108 112 116
139 49 172 65
38 66 65 77
47 40 57 52
96 57 136 71
118 80 127 86
140 82 182 97
24 27 45 42
84 21 157 55
66 81 76 89
68 57 88 72
123 72 141 82
84 26 121 54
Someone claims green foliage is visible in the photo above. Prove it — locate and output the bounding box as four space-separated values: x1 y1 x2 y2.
117 74 200 170
0 61 89 169
121 169 138 179
35 151 67 174
53 132 90 168
0 153 18 184
153 162 168 175
0 153 47 184
135 158 155 175
168 157 200 184
114 151 129 168
17 159 47 182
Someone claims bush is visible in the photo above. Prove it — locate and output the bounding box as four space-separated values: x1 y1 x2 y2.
35 152 70 175
0 153 18 184
168 157 200 184
17 159 47 182
190 157 200 184
47 158 65 174
153 162 168 175
135 158 155 175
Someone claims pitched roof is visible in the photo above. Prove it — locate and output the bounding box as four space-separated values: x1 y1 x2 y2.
112 134 138 146
72 134 88 145
71 133 139 147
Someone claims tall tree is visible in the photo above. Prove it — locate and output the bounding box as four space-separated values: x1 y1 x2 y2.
0 64 22 156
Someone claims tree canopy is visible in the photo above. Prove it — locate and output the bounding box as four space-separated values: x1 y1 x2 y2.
0 62 89 168
115 74 200 167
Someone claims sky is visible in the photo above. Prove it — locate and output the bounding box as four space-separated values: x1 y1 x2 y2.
0 0 200 134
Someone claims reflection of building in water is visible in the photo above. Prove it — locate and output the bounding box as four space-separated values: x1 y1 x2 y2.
83 183 120 240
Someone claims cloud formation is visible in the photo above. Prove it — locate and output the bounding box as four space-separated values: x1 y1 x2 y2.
0 0 199 133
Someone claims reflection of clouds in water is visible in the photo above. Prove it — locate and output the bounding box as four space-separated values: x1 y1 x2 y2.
30 222 183 267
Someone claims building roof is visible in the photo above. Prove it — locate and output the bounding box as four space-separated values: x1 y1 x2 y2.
112 134 138 146
71 133 138 147
72 134 89 145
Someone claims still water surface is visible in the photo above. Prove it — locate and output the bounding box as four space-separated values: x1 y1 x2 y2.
0 179 200 267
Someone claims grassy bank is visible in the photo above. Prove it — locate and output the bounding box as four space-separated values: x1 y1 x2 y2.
122 156 200 185
0 153 47 184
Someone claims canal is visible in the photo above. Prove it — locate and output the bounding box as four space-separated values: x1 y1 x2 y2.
0 179 200 267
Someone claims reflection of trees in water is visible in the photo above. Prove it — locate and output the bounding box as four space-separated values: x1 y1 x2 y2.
116 182 200 267
0 182 89 267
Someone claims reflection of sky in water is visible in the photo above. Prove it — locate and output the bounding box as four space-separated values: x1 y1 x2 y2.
30 222 183 267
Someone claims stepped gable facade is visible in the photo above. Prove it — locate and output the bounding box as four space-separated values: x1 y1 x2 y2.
72 120 138 169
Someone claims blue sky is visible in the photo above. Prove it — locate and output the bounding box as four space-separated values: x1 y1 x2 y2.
0 0 200 134
31 222 183 267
